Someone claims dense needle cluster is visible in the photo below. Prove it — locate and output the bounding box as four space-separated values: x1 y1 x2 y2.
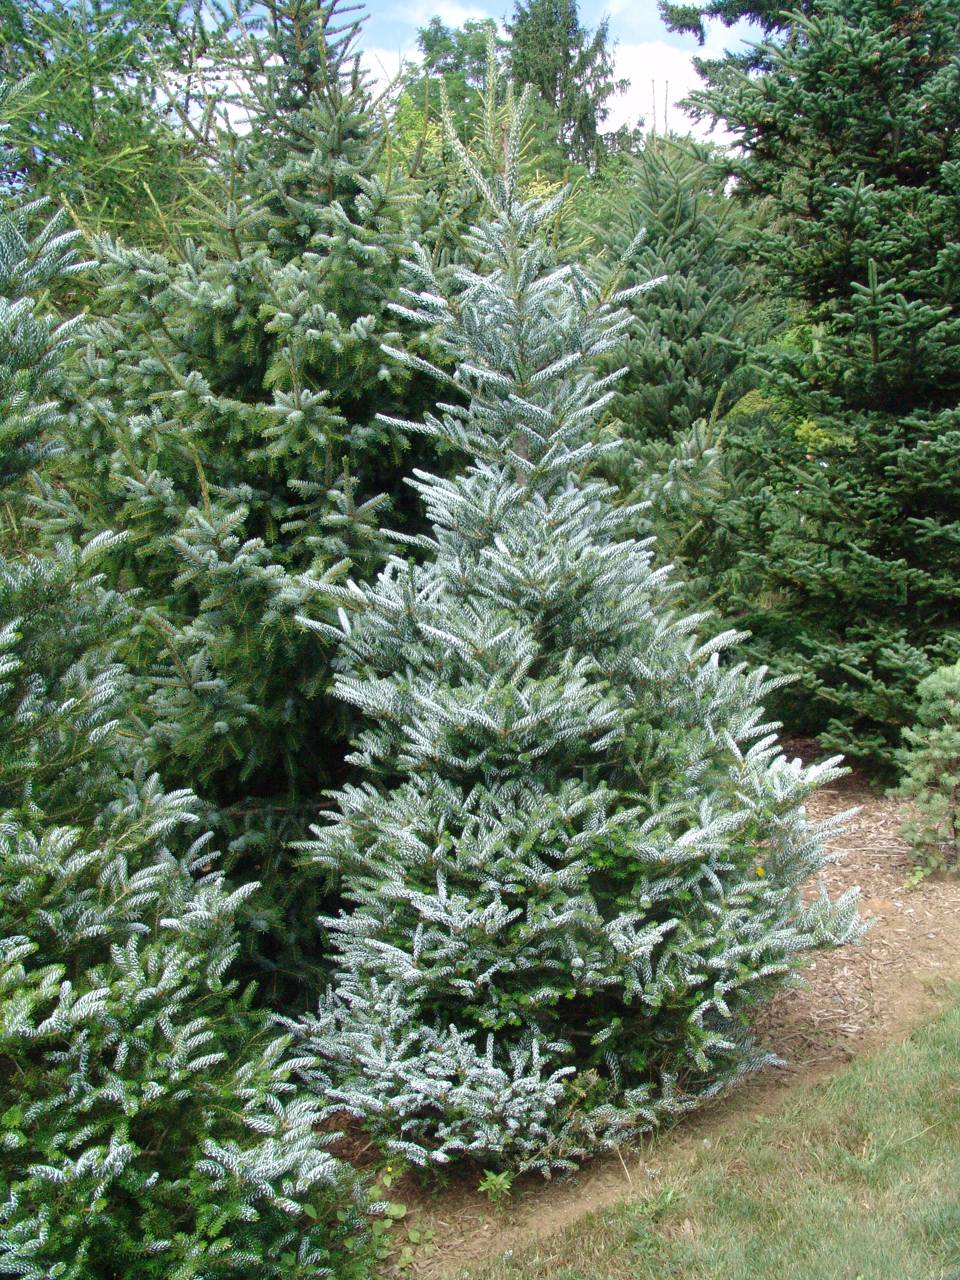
295 98 861 1172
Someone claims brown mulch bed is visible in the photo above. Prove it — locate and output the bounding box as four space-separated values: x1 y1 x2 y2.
756 772 960 1071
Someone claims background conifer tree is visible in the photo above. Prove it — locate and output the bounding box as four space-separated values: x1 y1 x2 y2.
295 92 860 1173
662 0 960 772
508 0 629 168
592 134 767 448
585 133 771 597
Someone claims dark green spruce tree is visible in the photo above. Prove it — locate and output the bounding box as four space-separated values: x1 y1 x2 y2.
662 0 960 771
580 134 770 599
0 109 371 1278
508 0 628 167
55 0 431 996
593 133 766 447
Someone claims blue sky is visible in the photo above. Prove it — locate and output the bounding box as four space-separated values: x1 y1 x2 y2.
360 0 755 136
364 0 687 49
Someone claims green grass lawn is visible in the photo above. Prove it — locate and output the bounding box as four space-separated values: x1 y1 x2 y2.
455 989 960 1280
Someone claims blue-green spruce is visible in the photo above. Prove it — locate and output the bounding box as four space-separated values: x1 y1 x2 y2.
294 97 861 1173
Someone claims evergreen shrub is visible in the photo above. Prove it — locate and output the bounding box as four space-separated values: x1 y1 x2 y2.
0 165 371 1280
896 660 960 883
294 94 862 1175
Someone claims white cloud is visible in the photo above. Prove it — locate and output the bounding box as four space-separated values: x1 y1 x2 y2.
362 44 420 89
607 39 734 142
391 0 496 29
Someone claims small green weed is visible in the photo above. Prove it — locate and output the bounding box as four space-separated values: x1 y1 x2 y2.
478 1169 515 1209
367 1163 436 1272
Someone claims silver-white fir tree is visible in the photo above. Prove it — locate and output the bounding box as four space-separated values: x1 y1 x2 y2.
296 89 861 1174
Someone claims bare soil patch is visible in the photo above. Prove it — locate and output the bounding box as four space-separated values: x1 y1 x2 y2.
399 767 960 1278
